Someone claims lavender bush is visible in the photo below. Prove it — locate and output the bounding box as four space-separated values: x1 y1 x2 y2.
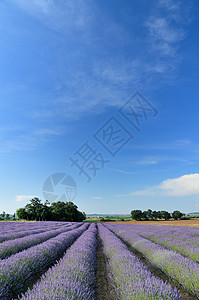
0 221 71 243
20 224 97 300
106 224 199 298
0 223 88 299
98 224 181 300
134 225 199 262
0 223 81 259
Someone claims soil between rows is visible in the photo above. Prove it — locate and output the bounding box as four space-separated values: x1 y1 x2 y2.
95 233 118 300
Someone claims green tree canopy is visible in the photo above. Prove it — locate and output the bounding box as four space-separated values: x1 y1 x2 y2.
16 198 86 222
16 208 28 220
172 210 183 220
131 209 183 221
131 210 143 221
160 211 171 220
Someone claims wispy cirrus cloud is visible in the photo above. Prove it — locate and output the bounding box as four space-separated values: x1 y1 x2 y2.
158 0 180 11
11 0 93 31
136 158 158 165
127 139 193 151
11 0 52 14
146 17 184 56
2 0 193 128
113 194 129 198
145 0 191 79
34 128 61 136
0 126 62 153
90 196 103 200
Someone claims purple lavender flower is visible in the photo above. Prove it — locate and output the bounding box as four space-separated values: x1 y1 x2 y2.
0 221 72 243
20 224 97 300
0 223 82 259
0 223 88 299
106 223 199 297
98 224 181 300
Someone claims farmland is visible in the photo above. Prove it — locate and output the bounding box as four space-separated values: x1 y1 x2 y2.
0 222 199 299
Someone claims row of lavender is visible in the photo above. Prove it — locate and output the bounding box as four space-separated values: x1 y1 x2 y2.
0 222 197 299
0 221 73 243
0 221 67 233
98 224 181 300
19 224 181 300
0 223 88 299
0 223 82 259
20 224 97 299
106 223 199 298
128 224 199 262
128 223 199 243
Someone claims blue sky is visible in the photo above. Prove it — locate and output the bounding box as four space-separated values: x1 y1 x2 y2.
0 0 199 214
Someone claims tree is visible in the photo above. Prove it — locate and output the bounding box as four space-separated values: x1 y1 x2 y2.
65 201 78 221
131 210 143 221
146 209 153 220
41 200 52 221
76 210 86 222
5 213 10 219
25 197 43 221
160 211 171 220
157 211 163 219
17 198 86 222
142 211 148 221
16 208 28 220
51 201 86 222
51 201 70 221
152 210 158 220
172 210 183 220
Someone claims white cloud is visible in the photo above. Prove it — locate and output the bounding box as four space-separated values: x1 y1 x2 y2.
11 0 93 32
146 17 184 56
0 126 63 154
11 0 188 121
136 159 158 165
90 196 103 200
176 139 192 146
127 139 193 151
145 0 190 60
148 18 183 43
12 0 52 14
113 194 129 198
34 128 61 136
108 168 137 175
159 174 199 196
4 0 192 126
94 59 142 86
131 173 199 197
15 195 37 202
158 0 180 11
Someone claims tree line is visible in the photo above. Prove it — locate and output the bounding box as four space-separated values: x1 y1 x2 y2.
131 209 184 221
0 212 16 221
16 197 86 222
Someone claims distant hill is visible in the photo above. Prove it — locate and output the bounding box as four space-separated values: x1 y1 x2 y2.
188 212 199 215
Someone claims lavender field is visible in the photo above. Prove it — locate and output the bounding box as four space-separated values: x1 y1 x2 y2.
0 222 199 299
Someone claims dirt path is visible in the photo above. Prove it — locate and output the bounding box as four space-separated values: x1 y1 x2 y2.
95 233 118 300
